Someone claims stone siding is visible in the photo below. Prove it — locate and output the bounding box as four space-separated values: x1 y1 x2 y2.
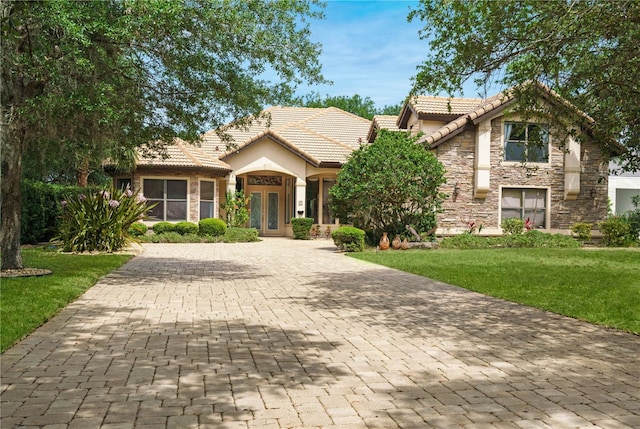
435 118 609 232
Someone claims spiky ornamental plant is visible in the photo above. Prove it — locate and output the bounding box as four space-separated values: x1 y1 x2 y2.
55 186 154 252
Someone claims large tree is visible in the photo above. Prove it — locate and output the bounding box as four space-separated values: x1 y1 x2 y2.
330 130 446 241
1 0 325 270
408 0 640 172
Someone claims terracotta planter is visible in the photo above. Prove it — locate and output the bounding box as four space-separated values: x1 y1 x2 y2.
379 232 390 250
391 235 401 249
401 238 409 250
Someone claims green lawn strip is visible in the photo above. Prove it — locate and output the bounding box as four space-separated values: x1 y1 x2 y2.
1 249 132 353
350 248 640 334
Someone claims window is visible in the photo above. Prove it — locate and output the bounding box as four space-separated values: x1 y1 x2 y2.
306 179 319 223
200 181 215 220
116 178 132 190
504 122 549 163
322 178 336 224
501 188 546 228
144 179 188 221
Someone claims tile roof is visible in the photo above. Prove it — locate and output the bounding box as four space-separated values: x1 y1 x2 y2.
135 139 231 171
212 106 371 165
409 95 486 115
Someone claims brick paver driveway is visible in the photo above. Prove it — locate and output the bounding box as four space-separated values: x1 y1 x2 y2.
1 239 638 428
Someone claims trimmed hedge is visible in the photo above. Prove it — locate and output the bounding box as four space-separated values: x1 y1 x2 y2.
223 227 259 243
174 221 199 235
153 222 175 234
20 180 92 244
199 218 227 236
291 217 314 239
128 222 148 237
332 226 365 252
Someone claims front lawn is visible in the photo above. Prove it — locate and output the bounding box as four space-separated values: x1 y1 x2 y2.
350 248 640 334
0 249 132 352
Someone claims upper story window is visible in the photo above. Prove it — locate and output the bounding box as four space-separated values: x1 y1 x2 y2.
504 122 549 163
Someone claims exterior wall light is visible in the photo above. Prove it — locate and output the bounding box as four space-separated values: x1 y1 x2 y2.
452 183 460 202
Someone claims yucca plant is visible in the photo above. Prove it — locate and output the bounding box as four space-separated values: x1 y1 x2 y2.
55 186 155 252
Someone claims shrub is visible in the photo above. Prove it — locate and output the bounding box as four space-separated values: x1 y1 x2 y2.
598 216 635 247
332 226 365 252
223 227 260 243
570 222 592 242
501 218 524 235
221 191 249 227
199 218 227 236
174 221 199 235
291 217 314 239
21 180 92 244
440 231 580 249
128 222 148 237
55 186 154 252
153 222 175 234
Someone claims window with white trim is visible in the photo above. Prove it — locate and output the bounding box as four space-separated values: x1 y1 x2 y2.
144 179 188 221
200 181 215 220
501 188 547 228
504 122 549 163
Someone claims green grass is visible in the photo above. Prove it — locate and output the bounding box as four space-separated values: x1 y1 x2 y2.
1 249 132 352
350 248 640 334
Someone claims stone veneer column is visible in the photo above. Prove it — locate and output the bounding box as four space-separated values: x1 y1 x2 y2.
564 136 581 200
295 177 306 218
474 119 491 198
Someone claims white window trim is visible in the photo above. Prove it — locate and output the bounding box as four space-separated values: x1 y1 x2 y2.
501 121 551 166
498 185 551 230
141 176 191 222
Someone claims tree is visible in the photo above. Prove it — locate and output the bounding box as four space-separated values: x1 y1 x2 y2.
408 0 640 172
297 93 403 120
330 130 446 242
1 0 326 270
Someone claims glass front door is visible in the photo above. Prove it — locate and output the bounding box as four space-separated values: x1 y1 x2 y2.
249 190 280 235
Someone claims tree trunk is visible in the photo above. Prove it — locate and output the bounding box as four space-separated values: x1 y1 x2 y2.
1 112 25 270
77 157 90 187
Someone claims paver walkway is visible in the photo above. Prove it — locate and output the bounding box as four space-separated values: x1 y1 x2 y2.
1 239 638 429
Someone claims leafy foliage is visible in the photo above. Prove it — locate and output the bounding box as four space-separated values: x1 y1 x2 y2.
55 187 153 252
331 226 365 252
221 191 249 228
408 0 639 171
223 228 260 243
440 231 580 249
570 222 593 242
291 217 314 240
501 218 525 235
598 216 637 247
2 0 326 269
128 222 148 237
330 130 446 241
153 222 175 235
296 93 402 120
174 222 199 236
198 218 227 237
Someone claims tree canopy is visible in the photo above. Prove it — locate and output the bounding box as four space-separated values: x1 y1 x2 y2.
1 0 326 270
408 0 640 172
330 130 446 242
296 93 402 120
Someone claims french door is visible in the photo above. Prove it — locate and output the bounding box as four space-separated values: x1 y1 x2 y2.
249 191 281 236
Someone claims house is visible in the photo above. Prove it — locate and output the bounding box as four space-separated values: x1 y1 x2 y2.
110 107 371 237
608 163 640 215
370 84 617 234
111 85 619 237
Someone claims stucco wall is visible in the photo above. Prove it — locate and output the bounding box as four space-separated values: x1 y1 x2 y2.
435 117 609 232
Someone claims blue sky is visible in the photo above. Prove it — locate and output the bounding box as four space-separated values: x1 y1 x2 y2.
297 0 425 108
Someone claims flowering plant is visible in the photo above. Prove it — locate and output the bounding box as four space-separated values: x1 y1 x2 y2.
55 185 155 252
466 220 484 235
